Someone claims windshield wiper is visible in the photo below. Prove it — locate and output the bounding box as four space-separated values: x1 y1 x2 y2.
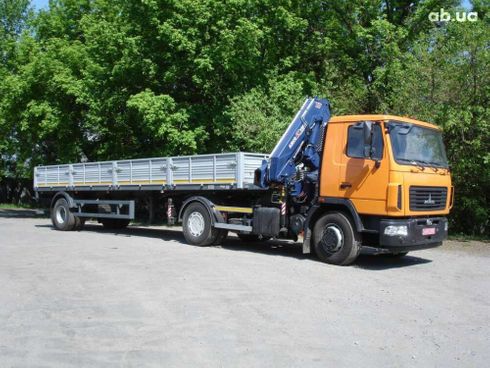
426 161 446 168
410 160 427 170
415 159 446 170
413 159 431 166
397 158 425 170
398 158 446 171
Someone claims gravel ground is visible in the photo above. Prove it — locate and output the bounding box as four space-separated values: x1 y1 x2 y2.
0 215 489 367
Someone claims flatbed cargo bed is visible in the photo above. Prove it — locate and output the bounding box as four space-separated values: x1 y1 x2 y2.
34 152 268 192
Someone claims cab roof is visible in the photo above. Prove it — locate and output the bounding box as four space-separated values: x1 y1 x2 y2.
329 114 441 130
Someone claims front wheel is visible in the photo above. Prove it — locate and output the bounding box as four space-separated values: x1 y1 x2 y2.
313 212 361 265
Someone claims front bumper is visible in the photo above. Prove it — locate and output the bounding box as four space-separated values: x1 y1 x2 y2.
379 217 447 251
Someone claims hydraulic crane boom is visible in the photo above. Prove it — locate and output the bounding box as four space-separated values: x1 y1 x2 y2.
255 97 330 197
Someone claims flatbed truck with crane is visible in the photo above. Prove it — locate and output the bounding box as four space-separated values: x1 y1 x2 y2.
34 97 453 265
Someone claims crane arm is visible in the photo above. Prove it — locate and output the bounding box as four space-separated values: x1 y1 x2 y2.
255 97 331 196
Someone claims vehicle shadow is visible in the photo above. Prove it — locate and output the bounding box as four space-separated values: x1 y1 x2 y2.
220 238 433 269
34 223 433 269
36 223 190 243
220 238 309 260
355 253 432 270
36 223 308 258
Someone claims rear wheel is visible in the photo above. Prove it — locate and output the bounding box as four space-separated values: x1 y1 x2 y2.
182 202 220 246
101 219 130 229
313 212 361 265
51 198 76 231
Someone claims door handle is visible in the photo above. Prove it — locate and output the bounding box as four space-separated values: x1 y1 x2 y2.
340 182 352 189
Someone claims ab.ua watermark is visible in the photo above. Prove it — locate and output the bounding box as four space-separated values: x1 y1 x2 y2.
429 8 478 22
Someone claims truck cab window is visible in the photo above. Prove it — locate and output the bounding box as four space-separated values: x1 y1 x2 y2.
347 123 383 160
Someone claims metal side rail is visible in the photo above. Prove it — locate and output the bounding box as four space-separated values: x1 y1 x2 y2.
73 199 135 220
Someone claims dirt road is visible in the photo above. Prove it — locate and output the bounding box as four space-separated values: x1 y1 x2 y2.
0 216 488 367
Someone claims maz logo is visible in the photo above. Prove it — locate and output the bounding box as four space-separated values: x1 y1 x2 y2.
424 194 436 205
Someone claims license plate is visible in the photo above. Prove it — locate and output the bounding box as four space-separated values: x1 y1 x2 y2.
422 227 436 236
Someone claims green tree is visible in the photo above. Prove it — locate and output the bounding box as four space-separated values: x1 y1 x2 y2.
0 0 32 177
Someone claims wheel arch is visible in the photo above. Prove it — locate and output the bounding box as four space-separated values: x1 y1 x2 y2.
50 191 75 210
178 196 225 225
302 198 364 254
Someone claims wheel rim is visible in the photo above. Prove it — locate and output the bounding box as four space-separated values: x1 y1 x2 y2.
56 206 67 224
188 211 205 237
320 223 344 255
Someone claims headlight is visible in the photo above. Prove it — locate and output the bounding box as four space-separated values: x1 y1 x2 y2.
444 222 448 231
384 225 408 236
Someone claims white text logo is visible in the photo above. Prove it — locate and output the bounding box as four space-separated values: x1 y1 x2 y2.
429 8 478 22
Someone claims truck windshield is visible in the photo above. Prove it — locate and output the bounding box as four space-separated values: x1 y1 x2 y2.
387 121 448 168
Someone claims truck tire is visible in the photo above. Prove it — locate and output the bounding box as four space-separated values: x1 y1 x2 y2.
237 234 271 242
313 212 361 265
51 198 76 231
101 219 130 229
182 202 220 246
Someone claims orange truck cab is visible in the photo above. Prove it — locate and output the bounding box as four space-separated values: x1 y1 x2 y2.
301 114 453 262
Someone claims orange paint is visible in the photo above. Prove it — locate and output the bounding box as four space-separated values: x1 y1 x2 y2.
320 116 452 217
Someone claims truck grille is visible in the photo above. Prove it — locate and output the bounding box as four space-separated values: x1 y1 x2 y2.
409 186 448 211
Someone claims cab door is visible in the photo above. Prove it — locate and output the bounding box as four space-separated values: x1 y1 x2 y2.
339 121 389 215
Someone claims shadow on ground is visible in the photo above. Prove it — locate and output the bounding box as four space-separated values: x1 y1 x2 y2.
34 222 432 270
355 253 432 270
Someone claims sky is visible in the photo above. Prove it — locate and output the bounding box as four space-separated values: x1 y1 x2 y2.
32 0 49 10
31 0 474 11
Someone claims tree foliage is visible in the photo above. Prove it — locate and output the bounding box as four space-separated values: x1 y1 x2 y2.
0 0 488 235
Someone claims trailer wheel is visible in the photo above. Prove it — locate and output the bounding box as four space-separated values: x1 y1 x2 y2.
182 202 220 246
101 219 130 229
51 198 76 231
313 212 361 265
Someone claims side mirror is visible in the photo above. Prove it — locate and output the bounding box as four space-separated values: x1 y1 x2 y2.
362 121 373 157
